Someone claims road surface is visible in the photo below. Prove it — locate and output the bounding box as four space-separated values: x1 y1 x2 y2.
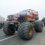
0 27 45 45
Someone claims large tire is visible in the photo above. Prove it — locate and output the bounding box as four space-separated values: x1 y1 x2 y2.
18 22 33 40
34 21 43 32
3 23 15 35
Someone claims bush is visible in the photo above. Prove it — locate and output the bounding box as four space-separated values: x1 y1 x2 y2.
0 23 4 29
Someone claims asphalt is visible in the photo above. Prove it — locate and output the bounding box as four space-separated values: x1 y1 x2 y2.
0 27 45 45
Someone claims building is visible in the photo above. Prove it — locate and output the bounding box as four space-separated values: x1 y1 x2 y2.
0 16 5 21
0 16 5 29
0 16 5 23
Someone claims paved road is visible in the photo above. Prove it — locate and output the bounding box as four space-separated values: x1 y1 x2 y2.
0 27 45 45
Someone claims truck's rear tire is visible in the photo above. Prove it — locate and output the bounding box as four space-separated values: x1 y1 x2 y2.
34 21 43 32
18 22 33 40
3 23 15 35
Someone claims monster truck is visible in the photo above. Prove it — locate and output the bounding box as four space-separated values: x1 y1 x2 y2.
3 9 43 40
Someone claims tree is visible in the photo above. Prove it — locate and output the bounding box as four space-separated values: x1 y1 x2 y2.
42 17 45 26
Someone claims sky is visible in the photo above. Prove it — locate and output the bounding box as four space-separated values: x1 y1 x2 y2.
0 0 45 20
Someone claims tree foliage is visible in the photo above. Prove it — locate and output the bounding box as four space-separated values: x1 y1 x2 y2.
42 17 45 26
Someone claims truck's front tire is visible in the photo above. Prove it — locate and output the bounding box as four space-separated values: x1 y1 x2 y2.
3 23 15 35
18 22 33 40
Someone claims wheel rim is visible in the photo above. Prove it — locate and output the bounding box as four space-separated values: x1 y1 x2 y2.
8 24 15 33
28 26 33 38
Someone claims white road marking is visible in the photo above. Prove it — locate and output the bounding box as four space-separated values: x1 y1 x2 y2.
0 35 16 42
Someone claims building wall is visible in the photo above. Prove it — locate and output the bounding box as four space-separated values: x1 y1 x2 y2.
0 16 5 23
